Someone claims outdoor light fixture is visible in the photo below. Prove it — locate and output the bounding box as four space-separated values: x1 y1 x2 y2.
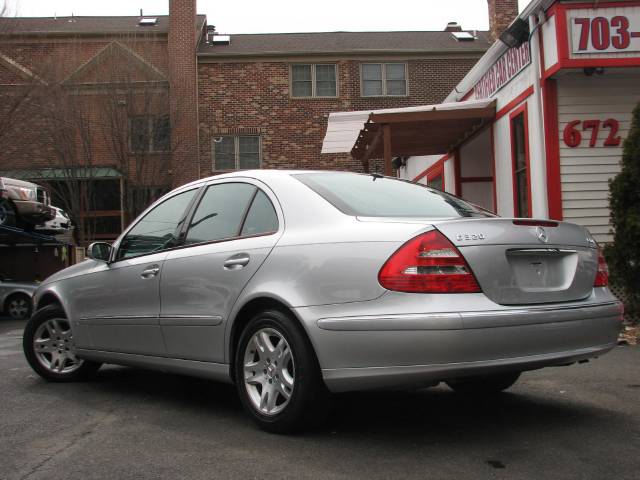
391 156 407 170
499 18 530 48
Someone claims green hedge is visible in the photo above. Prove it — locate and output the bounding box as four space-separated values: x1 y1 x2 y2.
605 103 640 323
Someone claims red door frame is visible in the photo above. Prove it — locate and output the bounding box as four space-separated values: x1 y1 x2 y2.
509 103 532 218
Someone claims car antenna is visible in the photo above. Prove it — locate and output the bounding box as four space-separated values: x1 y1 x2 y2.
370 173 384 181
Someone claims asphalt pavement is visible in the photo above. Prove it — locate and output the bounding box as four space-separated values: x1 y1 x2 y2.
1 317 639 480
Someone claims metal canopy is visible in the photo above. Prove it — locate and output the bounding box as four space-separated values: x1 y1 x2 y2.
322 99 496 175
0 225 63 246
0 166 122 180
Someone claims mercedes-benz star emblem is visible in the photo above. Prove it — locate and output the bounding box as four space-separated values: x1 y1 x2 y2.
536 226 548 243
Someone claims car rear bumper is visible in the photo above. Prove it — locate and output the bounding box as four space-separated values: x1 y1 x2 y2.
295 291 623 392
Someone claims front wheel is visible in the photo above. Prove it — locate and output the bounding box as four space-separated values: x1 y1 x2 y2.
234 309 331 433
23 305 101 382
446 372 521 395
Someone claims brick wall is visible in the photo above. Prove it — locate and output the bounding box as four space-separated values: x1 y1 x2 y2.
0 36 171 173
197 56 482 176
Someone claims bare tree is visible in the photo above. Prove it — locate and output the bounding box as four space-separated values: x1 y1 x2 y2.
0 2 48 159
99 37 175 223
0 23 176 244
37 84 99 245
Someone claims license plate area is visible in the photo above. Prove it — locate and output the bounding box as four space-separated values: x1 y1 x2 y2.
506 248 578 292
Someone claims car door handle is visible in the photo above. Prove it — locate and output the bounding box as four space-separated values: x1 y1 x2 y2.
224 253 250 270
140 265 160 279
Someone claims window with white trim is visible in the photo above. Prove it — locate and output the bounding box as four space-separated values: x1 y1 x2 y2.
291 64 337 97
213 135 261 171
361 63 407 97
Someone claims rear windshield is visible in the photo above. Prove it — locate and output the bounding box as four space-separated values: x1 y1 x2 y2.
294 172 493 218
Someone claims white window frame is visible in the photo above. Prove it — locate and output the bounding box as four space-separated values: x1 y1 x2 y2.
212 135 262 171
360 63 408 97
290 63 338 98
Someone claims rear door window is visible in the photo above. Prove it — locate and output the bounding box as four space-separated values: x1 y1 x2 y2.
240 189 278 236
294 172 491 218
185 183 256 245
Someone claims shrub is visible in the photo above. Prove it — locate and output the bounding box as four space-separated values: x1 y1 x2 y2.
605 103 640 323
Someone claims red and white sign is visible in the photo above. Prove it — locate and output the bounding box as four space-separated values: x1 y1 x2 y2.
474 42 530 100
570 7 640 54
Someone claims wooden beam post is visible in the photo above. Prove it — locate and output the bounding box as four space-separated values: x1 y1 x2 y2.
383 124 393 176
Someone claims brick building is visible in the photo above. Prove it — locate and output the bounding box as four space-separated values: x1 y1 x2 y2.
0 9 206 241
197 30 491 175
0 0 510 243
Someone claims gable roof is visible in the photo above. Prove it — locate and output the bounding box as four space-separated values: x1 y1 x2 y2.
0 14 206 37
198 30 492 58
62 41 167 85
0 52 46 84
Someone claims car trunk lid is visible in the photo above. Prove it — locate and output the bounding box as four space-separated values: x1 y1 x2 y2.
433 218 598 305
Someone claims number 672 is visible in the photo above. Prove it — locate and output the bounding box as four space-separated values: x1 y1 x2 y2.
562 119 621 148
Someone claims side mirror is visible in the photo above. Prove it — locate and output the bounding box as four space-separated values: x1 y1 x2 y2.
87 242 112 262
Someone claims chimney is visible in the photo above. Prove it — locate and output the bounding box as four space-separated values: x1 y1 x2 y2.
444 22 462 32
487 0 519 41
168 0 201 186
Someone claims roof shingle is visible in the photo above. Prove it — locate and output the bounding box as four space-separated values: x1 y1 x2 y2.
198 30 492 57
0 15 206 36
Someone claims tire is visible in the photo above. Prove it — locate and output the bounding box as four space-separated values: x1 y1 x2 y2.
0 199 16 227
23 305 101 382
446 372 521 395
234 309 331 433
5 293 33 320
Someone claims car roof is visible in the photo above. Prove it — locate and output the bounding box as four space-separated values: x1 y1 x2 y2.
178 169 362 189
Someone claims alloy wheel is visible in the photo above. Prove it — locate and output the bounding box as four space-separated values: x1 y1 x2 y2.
243 327 295 416
8 297 30 319
33 318 83 374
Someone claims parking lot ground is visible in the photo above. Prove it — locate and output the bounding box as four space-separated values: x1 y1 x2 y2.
1 317 639 480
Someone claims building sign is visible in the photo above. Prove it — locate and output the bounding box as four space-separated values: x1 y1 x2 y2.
474 42 530 100
570 7 640 54
562 118 622 148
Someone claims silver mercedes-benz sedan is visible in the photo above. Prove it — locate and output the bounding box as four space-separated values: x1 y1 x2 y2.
23 170 622 432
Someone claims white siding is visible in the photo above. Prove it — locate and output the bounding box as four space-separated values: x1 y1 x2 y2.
542 14 558 70
558 73 639 243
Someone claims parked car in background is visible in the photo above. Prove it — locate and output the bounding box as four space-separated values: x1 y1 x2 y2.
23 171 622 432
35 206 72 234
0 274 36 320
0 177 54 228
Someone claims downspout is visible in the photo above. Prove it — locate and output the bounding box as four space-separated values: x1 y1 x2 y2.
527 11 549 218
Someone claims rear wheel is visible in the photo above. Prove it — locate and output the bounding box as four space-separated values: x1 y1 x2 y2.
446 372 521 395
5 293 32 320
0 199 16 227
23 305 101 382
234 309 331 433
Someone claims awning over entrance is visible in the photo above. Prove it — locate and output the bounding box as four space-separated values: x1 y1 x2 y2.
0 166 122 180
0 225 63 246
322 99 496 175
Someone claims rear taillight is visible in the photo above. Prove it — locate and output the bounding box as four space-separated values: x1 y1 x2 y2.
594 248 609 287
378 229 481 293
